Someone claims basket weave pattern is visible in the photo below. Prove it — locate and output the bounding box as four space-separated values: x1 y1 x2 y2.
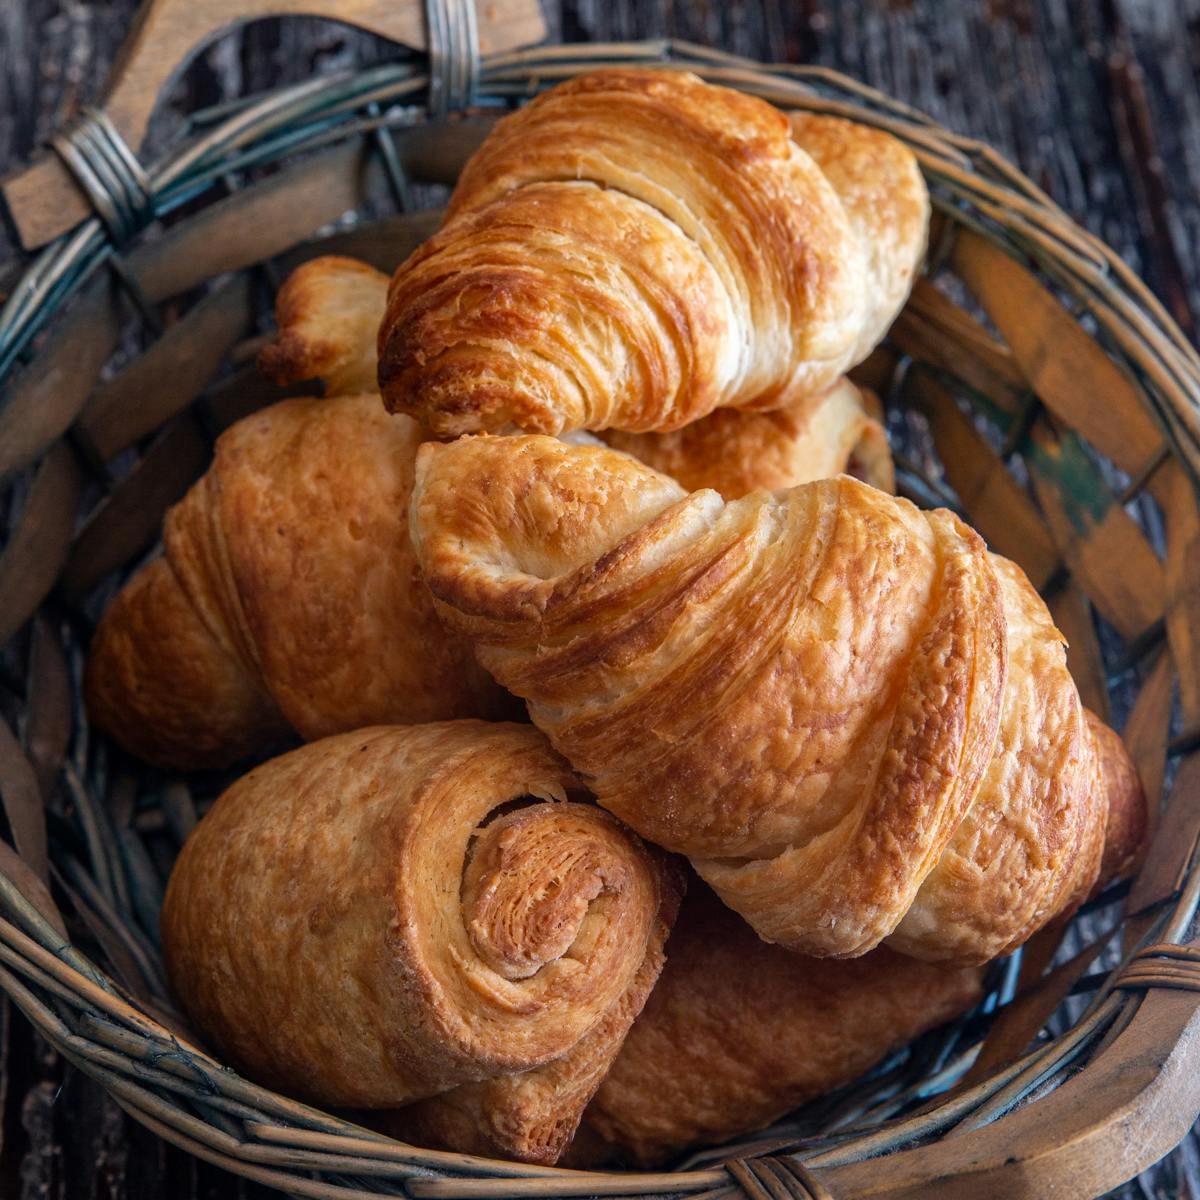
1 22 1199 1200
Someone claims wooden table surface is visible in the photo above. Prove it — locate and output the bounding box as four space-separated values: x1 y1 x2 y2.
2 1 1199 1196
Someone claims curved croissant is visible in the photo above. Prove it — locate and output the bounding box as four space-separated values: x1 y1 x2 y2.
255 255 893 498
162 722 681 1164
378 69 928 436
571 884 983 1167
85 395 502 771
258 255 389 395
603 377 894 498
409 435 1146 965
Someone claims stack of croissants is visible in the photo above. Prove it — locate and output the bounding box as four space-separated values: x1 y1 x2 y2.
84 70 1148 1168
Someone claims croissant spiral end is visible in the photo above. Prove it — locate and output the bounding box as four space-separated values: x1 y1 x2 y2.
162 722 681 1164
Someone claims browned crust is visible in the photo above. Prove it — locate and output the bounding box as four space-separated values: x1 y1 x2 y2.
788 110 930 364
84 556 288 771
379 69 927 436
409 434 1139 964
161 722 682 1163
571 884 983 1167
1087 708 1149 888
603 377 894 498
86 395 505 770
890 556 1104 962
257 255 390 395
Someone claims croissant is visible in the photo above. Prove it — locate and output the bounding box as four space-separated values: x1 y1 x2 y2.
409 435 1147 964
260 255 892 497
571 883 983 1167
258 255 390 396
161 721 681 1164
602 377 894 498
377 69 929 436
85 394 503 771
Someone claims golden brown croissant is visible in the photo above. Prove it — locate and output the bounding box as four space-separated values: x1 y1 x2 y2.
85 395 502 770
258 255 390 396
602 377 894 498
161 721 681 1164
378 69 928 436
571 883 983 1167
409 435 1147 965
256 255 894 497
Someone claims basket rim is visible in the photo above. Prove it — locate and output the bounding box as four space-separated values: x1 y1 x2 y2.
1 35 1199 1200
3 38 1200 484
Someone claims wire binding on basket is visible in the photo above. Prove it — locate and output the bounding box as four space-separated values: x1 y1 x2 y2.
49 108 155 245
726 1157 835 1200
425 0 479 115
1116 944 1200 994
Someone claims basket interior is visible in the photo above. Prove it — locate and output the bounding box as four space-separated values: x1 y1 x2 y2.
0 44 1198 1195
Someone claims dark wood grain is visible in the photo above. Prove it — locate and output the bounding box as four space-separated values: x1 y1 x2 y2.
2 2 1198 1197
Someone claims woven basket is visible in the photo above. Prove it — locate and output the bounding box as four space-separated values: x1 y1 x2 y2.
2 5 1200 1197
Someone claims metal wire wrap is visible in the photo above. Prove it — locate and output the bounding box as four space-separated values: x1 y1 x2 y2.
425 0 480 115
50 108 154 244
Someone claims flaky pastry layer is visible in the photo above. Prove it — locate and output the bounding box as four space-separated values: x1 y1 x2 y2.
410 434 1145 964
85 395 502 769
379 69 928 435
604 377 894 498
162 721 681 1163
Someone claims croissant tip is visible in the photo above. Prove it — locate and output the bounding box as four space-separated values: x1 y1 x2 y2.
256 330 316 386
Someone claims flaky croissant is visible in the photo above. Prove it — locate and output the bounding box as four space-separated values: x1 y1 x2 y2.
603 377 894 498
258 254 895 496
85 394 502 771
409 435 1147 965
257 255 389 396
161 722 681 1164
571 883 983 1167
378 69 928 436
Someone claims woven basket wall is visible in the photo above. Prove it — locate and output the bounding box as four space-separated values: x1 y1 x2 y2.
1 18 1200 1200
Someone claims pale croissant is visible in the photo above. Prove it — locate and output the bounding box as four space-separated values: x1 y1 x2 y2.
378 69 929 436
262 255 895 495
85 395 503 770
162 722 681 1164
571 883 983 1167
409 435 1147 965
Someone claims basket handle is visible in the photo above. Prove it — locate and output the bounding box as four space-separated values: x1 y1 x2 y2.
813 940 1200 1199
0 0 545 252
